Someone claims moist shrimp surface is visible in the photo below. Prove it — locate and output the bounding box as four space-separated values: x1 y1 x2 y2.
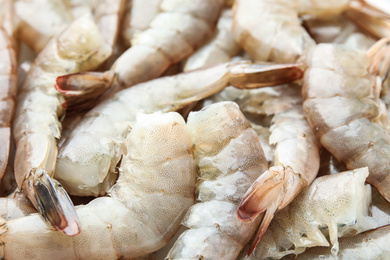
54 61 303 197
0 112 197 260
0 28 17 185
303 41 390 203
167 101 268 260
242 167 378 259
12 14 111 235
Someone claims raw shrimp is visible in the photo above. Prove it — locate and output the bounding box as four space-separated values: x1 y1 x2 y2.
242 167 378 259
0 111 197 260
183 9 241 72
302 40 390 203
0 28 17 185
237 105 321 255
167 101 268 260
56 0 225 112
296 225 390 260
120 0 163 47
232 0 387 63
54 61 303 197
12 14 111 236
14 0 73 53
0 190 36 221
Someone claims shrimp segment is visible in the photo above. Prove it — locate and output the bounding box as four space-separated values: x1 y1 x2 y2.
54 61 303 197
1 112 197 260
244 167 378 259
12 14 111 236
167 101 268 260
303 41 390 203
0 28 17 185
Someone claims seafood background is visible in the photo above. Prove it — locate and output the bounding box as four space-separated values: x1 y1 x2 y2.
1 0 390 259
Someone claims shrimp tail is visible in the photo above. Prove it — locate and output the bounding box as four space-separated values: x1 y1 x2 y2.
237 166 307 256
345 0 390 39
55 71 116 112
32 169 81 236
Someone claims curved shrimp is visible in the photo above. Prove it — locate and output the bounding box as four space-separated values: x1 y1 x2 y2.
183 9 241 72
0 111 197 260
295 225 390 260
243 167 378 259
302 39 390 203
0 190 36 221
167 101 268 260
14 0 73 53
232 0 388 63
0 28 17 186
54 61 303 197
56 0 225 112
12 14 111 236
237 104 321 255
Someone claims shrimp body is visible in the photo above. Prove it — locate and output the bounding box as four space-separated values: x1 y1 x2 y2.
232 0 349 63
167 101 268 260
54 61 303 197
12 14 111 235
0 29 17 185
183 9 241 72
244 167 378 259
0 112 197 259
303 43 390 203
56 0 224 112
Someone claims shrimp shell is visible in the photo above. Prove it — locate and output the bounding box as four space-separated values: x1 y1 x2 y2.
0 112 197 259
167 101 268 260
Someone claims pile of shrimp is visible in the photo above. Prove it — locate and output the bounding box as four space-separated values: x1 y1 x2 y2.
1 0 390 259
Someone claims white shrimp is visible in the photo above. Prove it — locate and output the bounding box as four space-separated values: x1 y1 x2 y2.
183 9 241 72
302 40 390 203
14 0 73 53
56 0 224 112
121 0 163 47
54 61 303 197
167 101 268 260
295 225 390 260
0 112 197 260
232 0 388 63
242 167 378 259
0 28 17 186
12 14 111 236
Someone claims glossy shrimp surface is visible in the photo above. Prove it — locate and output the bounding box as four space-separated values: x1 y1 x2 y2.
12 14 111 235
303 41 390 203
0 112 196 260
54 61 303 197
243 167 378 259
56 0 224 112
167 101 268 260
0 29 17 185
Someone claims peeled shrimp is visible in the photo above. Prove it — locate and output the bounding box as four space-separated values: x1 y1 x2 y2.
0 28 17 186
296 225 390 260
232 0 387 63
14 0 73 53
243 167 378 259
183 9 241 72
167 101 268 260
302 40 390 203
12 14 111 236
56 0 224 112
54 61 303 197
238 104 321 255
0 111 197 260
